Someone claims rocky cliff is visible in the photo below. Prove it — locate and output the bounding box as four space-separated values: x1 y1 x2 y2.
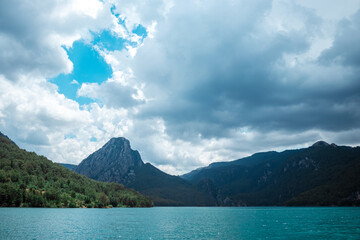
75 137 144 185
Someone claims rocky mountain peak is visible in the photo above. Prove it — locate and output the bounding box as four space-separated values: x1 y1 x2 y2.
75 137 144 184
105 137 130 148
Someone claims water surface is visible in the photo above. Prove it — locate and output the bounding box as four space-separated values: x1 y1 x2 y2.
0 207 359 239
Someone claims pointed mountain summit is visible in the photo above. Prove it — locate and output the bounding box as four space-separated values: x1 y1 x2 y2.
75 137 143 184
75 137 216 206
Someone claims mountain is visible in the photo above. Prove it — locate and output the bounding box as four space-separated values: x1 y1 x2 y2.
0 132 153 208
181 141 360 206
181 151 280 180
74 138 215 206
60 163 77 171
76 138 143 185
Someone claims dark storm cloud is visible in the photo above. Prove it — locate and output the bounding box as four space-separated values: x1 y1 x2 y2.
320 10 360 67
129 0 360 141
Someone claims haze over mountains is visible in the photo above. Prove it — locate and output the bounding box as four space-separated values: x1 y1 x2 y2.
66 137 360 206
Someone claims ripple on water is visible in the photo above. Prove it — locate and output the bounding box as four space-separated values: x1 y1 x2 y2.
0 207 359 240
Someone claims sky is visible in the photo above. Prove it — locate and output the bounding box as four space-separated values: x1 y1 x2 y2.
1 0 360 175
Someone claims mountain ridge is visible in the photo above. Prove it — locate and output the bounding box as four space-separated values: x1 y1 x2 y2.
74 137 216 206
181 141 360 206
36 135 360 207
181 141 341 181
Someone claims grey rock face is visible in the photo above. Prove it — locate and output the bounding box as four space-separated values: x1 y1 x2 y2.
75 137 144 185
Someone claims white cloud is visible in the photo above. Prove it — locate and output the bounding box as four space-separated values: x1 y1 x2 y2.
108 0 172 30
71 79 79 85
77 71 145 108
0 73 136 165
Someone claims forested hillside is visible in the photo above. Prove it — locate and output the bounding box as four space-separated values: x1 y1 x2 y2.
0 133 153 208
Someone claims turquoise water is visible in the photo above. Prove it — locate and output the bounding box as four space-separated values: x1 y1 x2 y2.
0 207 359 239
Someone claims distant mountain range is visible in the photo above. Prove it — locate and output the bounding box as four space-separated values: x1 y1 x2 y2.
181 141 360 206
64 138 360 206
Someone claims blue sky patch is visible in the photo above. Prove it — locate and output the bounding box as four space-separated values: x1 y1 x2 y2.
92 30 127 52
64 133 76 139
110 5 119 18
50 40 113 105
92 23 147 51
133 24 148 38
50 19 147 106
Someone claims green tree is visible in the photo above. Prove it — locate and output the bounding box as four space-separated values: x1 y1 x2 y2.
99 193 109 207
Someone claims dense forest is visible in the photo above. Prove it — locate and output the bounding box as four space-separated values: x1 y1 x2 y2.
0 133 153 208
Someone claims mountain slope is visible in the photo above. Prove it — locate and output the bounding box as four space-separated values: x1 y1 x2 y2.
60 163 77 171
74 137 215 206
182 141 360 206
0 133 153 208
127 163 214 206
182 151 282 181
76 138 144 185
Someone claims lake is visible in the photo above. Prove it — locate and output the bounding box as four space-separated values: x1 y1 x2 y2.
0 207 359 239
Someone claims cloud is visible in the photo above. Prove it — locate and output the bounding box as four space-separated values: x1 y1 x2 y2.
77 70 146 108
103 0 360 173
71 79 79 85
1 0 360 175
0 0 109 81
320 10 360 67
127 0 337 138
